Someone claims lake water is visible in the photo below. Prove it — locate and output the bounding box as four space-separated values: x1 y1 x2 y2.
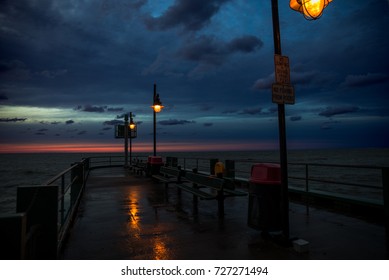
1 148 388 214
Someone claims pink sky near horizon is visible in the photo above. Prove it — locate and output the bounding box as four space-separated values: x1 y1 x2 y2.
0 139 334 154
0 141 267 154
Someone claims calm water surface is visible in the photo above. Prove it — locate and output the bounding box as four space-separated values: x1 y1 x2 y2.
0 148 388 214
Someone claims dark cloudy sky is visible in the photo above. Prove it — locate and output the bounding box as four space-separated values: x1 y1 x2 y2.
0 0 388 152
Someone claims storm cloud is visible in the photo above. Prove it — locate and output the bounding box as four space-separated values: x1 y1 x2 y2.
342 73 389 88
178 35 263 66
159 119 196 126
319 106 360 118
144 0 231 31
74 105 124 113
0 118 27 122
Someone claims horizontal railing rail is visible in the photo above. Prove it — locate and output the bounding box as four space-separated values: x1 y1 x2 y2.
164 156 387 206
86 155 148 169
286 162 384 203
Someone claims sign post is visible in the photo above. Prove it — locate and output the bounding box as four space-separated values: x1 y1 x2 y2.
271 0 291 244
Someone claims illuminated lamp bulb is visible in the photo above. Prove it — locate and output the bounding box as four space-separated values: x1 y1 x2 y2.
152 104 164 113
290 0 332 20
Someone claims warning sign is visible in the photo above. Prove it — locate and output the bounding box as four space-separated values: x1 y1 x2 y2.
272 84 295 105
274 54 290 85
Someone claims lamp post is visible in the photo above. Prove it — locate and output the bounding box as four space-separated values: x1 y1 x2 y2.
270 0 290 243
269 0 332 243
124 114 129 168
129 112 136 166
151 83 164 156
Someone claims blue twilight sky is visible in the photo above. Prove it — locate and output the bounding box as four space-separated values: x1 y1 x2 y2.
0 0 388 152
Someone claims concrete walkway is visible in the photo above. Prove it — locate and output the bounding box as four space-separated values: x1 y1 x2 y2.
59 167 387 260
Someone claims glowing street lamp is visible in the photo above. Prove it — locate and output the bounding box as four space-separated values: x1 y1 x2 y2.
123 113 137 168
152 83 163 156
152 99 164 113
124 114 129 168
129 112 136 165
290 0 332 20
129 116 136 130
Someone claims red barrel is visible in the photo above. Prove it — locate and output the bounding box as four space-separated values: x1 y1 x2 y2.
247 163 282 232
249 163 281 185
147 156 164 176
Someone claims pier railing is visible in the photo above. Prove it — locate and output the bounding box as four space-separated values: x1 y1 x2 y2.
87 155 150 169
46 159 89 255
171 156 388 250
0 154 147 259
168 156 387 221
287 162 385 205
1 154 387 259
173 157 386 206
1 158 91 259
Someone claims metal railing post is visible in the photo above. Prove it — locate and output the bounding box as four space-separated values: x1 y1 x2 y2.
60 175 65 225
70 162 84 207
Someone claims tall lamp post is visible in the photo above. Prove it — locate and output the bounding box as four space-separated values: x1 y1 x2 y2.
124 113 137 168
270 0 332 243
124 114 129 168
151 83 164 156
129 112 136 166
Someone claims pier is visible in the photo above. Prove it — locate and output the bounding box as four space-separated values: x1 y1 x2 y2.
1 155 388 259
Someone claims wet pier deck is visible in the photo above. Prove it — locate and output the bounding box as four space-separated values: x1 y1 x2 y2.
59 167 387 260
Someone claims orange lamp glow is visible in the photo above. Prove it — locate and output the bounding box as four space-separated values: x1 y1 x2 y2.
290 0 332 20
152 93 164 113
129 123 136 130
152 104 164 113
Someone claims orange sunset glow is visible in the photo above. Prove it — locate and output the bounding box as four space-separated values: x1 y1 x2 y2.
0 141 266 153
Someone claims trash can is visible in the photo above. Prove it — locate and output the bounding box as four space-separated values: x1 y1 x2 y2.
247 163 282 232
147 156 164 176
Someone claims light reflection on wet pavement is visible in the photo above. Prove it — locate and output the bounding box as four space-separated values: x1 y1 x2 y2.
59 167 387 260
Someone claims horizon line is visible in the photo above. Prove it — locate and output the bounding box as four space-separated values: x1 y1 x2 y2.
0 141 386 154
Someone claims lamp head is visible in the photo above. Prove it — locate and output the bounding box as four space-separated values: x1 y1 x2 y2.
153 104 163 113
290 0 332 20
152 94 164 113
